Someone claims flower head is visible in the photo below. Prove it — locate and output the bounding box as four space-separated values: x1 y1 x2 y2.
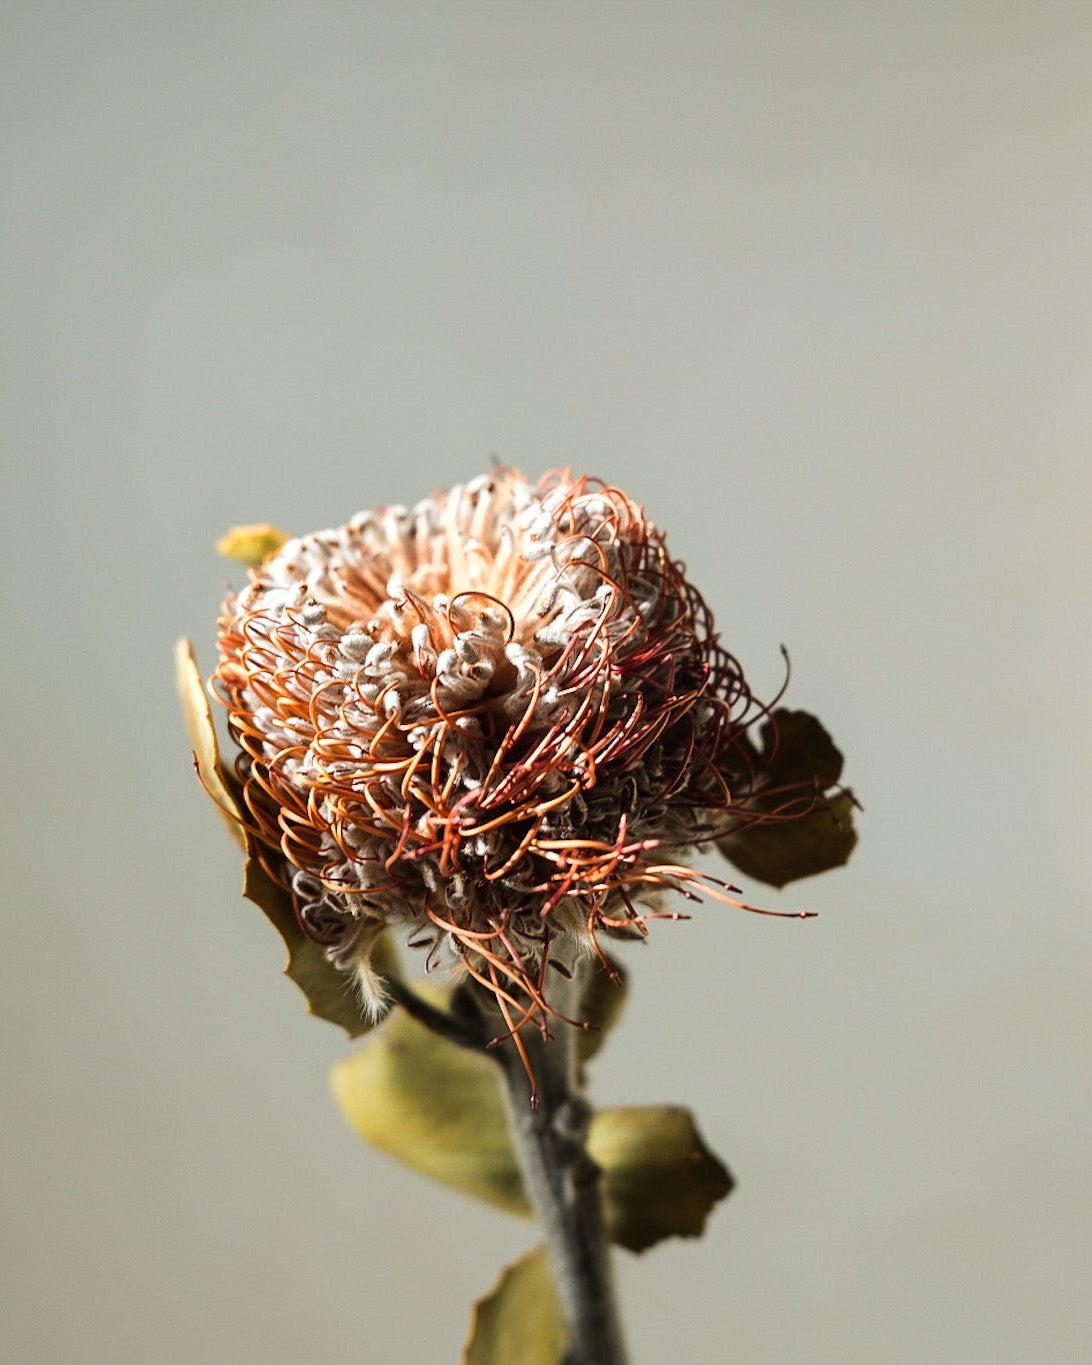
209 468 848 1029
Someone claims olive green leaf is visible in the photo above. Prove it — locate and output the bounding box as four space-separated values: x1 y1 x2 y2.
718 708 858 887
242 851 397 1039
175 638 246 849
590 1105 733 1253
574 956 628 1063
177 641 395 1035
216 522 291 566
332 1004 734 1251
462 1246 563 1365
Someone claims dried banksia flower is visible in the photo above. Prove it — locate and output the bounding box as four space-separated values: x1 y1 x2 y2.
207 468 852 1031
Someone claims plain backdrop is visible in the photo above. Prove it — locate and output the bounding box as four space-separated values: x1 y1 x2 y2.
3 3 1090 1362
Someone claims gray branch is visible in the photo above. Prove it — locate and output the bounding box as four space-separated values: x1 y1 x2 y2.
487 962 629 1365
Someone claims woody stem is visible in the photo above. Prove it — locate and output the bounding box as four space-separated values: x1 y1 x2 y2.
484 966 628 1365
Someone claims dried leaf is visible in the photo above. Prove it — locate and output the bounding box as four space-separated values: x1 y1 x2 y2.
718 789 858 889
242 851 397 1038
216 522 291 566
590 1105 734 1253
759 708 846 789
462 1246 563 1365
174 638 246 848
718 708 858 887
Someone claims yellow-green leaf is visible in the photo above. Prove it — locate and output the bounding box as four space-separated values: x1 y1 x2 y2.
174 638 246 848
330 991 530 1215
463 1247 563 1365
332 1007 734 1251
216 522 291 566
243 852 397 1038
591 1105 734 1253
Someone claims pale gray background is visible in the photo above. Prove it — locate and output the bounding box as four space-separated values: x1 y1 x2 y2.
3 3 1090 1362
